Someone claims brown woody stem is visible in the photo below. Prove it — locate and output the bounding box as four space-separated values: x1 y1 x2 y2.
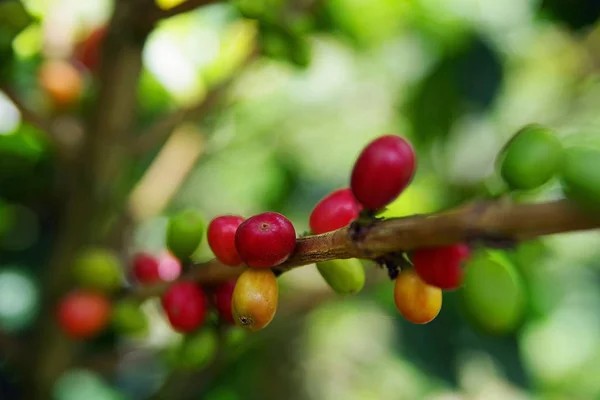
129 198 599 299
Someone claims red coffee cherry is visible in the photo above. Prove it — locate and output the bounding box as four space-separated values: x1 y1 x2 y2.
75 26 107 72
132 253 161 284
350 135 416 210
57 290 111 339
161 282 208 333
207 215 245 266
235 212 296 269
212 280 237 324
309 188 362 235
412 244 471 290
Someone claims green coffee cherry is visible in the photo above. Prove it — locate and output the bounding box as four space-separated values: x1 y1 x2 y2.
316 258 365 295
164 329 218 371
166 209 205 261
72 247 122 293
499 124 563 190
560 146 600 214
458 250 526 335
111 299 148 337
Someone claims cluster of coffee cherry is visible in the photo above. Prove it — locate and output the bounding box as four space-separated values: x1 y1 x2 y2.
55 125 600 343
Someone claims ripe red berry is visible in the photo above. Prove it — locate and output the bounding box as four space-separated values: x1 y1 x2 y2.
161 282 208 333
207 215 245 266
75 27 107 72
412 244 471 290
350 135 416 210
309 188 362 235
132 253 161 284
235 212 296 269
212 280 237 324
57 290 111 339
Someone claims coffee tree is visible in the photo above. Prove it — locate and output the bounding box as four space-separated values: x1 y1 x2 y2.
1 0 600 399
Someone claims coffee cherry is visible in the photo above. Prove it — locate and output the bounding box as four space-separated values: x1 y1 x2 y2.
235 212 296 269
75 26 106 72
213 280 237 324
309 188 362 235
111 299 148 337
38 59 83 107
57 290 111 339
459 250 526 335
161 282 208 333
560 146 600 214
132 253 161 284
166 209 205 262
351 135 416 211
179 329 218 370
316 258 365 295
72 248 122 293
500 124 563 190
207 215 245 266
393 269 442 324
157 251 182 281
164 328 218 371
412 244 471 290
231 268 278 331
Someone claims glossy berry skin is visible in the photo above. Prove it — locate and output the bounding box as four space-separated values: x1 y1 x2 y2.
212 280 237 324
394 269 442 324
57 290 111 339
232 268 278 331
207 215 245 266
560 146 600 214
500 124 563 190
161 282 208 333
132 253 161 284
350 135 416 210
166 209 205 261
309 188 362 235
412 244 471 290
235 212 296 268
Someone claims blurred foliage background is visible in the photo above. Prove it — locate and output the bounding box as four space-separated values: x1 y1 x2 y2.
1 0 600 399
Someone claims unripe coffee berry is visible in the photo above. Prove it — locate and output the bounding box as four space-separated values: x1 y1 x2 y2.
72 247 122 293
560 146 600 214
309 188 362 235
232 268 278 331
166 209 205 261
111 299 148 337
500 124 563 190
207 215 245 266
316 258 365 295
132 253 161 284
412 244 470 290
57 290 111 339
213 280 237 324
161 282 208 333
394 269 442 324
235 212 296 268
351 135 416 210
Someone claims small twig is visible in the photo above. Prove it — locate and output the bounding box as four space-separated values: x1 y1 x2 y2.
127 199 600 300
